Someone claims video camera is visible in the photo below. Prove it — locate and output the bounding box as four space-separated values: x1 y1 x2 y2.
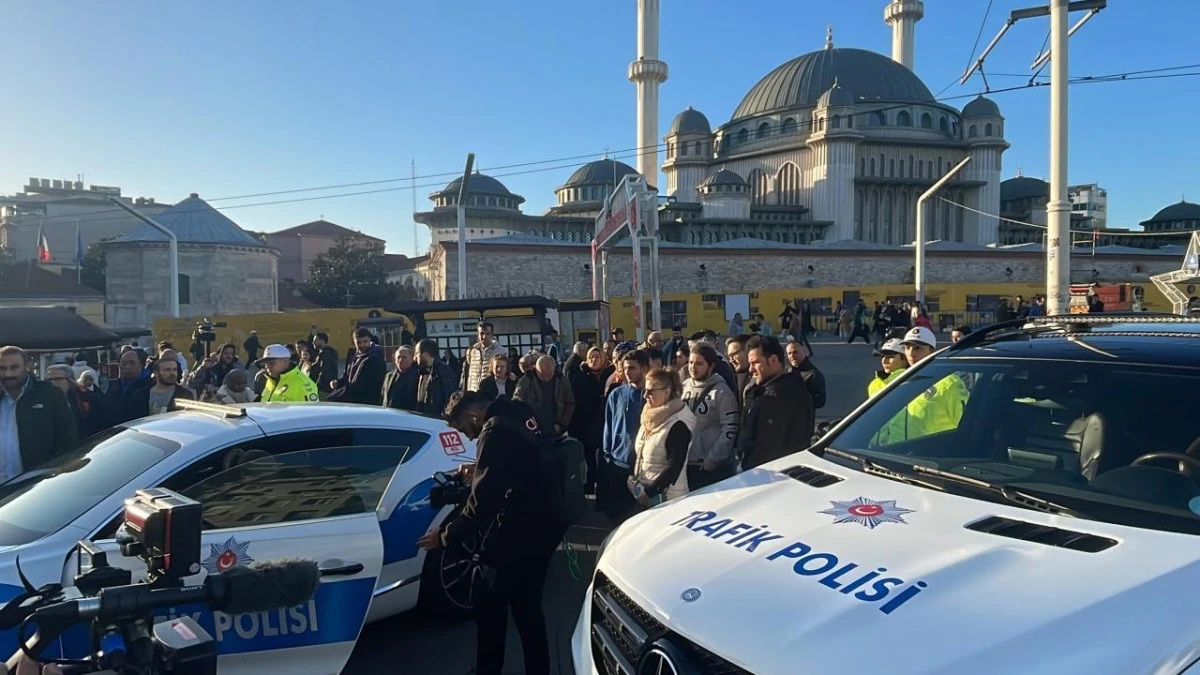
0 489 319 675
429 470 471 508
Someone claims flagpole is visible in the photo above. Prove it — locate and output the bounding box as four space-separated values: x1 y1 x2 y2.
76 219 82 283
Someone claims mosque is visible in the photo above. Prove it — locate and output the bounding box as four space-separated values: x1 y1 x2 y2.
419 0 1012 249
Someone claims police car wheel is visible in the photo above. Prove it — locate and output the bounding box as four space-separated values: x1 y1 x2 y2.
418 512 479 619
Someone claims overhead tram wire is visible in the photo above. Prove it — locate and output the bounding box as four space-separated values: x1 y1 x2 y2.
24 68 1200 228
933 0 996 98
937 195 1200 239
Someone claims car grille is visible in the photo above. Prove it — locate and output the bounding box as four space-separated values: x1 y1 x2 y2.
590 572 752 675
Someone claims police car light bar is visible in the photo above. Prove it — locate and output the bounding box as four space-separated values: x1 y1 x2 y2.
173 399 248 419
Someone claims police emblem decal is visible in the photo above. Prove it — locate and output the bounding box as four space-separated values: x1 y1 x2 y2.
202 536 254 573
820 497 914 529
680 588 701 603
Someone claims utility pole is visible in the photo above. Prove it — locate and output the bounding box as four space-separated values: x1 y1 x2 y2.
411 159 419 256
960 0 1105 316
108 197 179 317
455 153 475 301
915 157 971 303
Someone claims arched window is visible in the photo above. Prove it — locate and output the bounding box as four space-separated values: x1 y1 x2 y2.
908 154 915 177
985 123 993 136
677 142 685 157
920 112 933 129
939 117 950 134
889 159 895 177
871 111 887 126
968 125 979 138
748 169 769 205
782 117 798 138
737 128 750 144
847 115 853 128
831 114 841 128
776 163 802 206
899 159 905 177
869 158 876 176
860 157 866 175
897 111 912 126
178 274 191 305
757 122 771 139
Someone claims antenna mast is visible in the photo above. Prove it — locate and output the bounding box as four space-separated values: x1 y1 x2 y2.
411 159 418 256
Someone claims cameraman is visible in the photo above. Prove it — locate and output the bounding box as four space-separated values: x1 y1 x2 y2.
417 391 560 675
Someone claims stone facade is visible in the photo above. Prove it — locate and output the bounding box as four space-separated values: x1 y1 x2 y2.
433 240 1178 301
104 243 278 328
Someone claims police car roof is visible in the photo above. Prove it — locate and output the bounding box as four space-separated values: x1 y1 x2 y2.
946 314 1200 368
127 402 453 438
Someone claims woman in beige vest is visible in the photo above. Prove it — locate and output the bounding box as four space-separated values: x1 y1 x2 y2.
628 368 694 508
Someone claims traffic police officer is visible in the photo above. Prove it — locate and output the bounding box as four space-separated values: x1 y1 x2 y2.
867 337 908 398
897 326 968 438
258 344 319 403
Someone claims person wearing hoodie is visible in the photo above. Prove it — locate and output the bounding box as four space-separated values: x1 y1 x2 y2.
737 336 814 470
328 328 385 405
215 368 257 405
414 338 456 416
418 391 561 675
681 344 739 490
598 349 649 525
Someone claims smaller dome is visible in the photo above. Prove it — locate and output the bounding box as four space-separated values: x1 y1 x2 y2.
961 96 1000 118
439 172 513 196
668 107 712 135
1000 176 1049 202
562 159 639 188
816 80 854 108
700 170 747 187
1146 200 1200 223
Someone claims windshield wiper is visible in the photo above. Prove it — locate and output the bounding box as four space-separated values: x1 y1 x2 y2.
910 465 1084 517
822 448 945 491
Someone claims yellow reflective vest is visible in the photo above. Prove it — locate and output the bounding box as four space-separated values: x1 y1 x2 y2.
872 374 969 446
867 369 905 398
262 367 320 403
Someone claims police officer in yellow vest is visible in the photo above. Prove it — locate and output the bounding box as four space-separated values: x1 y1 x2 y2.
258 344 319 403
867 338 909 398
897 326 968 439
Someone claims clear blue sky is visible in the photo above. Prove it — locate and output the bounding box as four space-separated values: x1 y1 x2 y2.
2 0 1196 256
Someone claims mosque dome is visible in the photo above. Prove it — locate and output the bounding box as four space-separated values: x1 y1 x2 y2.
1145 200 1200 224
430 172 524 210
962 95 1001 118
561 159 639 189
730 47 933 121
668 107 712 135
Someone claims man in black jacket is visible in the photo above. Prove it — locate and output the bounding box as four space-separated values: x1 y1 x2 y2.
418 391 559 675
329 328 385 405
413 339 456 416
738 336 814 469
0 346 77 479
380 346 418 411
785 339 826 410
311 332 340 395
128 351 195 420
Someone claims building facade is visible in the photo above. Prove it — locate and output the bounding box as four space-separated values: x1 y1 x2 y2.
0 178 170 263
265 219 384 283
103 194 278 328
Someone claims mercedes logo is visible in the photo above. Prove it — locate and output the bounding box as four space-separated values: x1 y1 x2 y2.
680 587 701 603
637 646 679 675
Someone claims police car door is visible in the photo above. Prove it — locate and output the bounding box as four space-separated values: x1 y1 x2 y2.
68 444 393 675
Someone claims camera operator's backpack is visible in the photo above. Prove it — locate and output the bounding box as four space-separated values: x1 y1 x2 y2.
537 435 589 530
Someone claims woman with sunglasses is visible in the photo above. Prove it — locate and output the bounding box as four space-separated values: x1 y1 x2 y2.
628 368 694 508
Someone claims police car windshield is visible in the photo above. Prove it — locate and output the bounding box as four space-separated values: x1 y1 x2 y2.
0 427 180 546
826 357 1200 535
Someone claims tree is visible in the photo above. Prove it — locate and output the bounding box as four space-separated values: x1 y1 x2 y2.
247 231 270 245
80 242 108 292
303 235 392 307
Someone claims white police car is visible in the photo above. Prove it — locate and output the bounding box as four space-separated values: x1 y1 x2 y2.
575 315 1200 674
0 400 479 675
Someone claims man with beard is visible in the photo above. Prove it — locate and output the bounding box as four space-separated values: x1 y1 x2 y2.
259 344 320 403
418 391 560 675
737 336 813 470
131 350 195 419
414 339 456 416
329 328 385 405
0 347 76 479
311 332 340 395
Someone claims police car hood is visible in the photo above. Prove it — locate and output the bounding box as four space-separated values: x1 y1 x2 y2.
599 456 1200 674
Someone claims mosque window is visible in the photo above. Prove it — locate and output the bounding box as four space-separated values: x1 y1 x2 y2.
678 142 686 157
831 114 841 129
968 125 979 138
985 123 993 136
871 111 887 126
869 158 876 176
737 128 750 144
908 154 915 177
847 116 853 128
920 113 933 129
897 111 912 127
899 160 905 177
178 274 191 305
782 117 798 138
860 157 866 175
939 117 950 134
757 122 771 139
889 159 895 177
